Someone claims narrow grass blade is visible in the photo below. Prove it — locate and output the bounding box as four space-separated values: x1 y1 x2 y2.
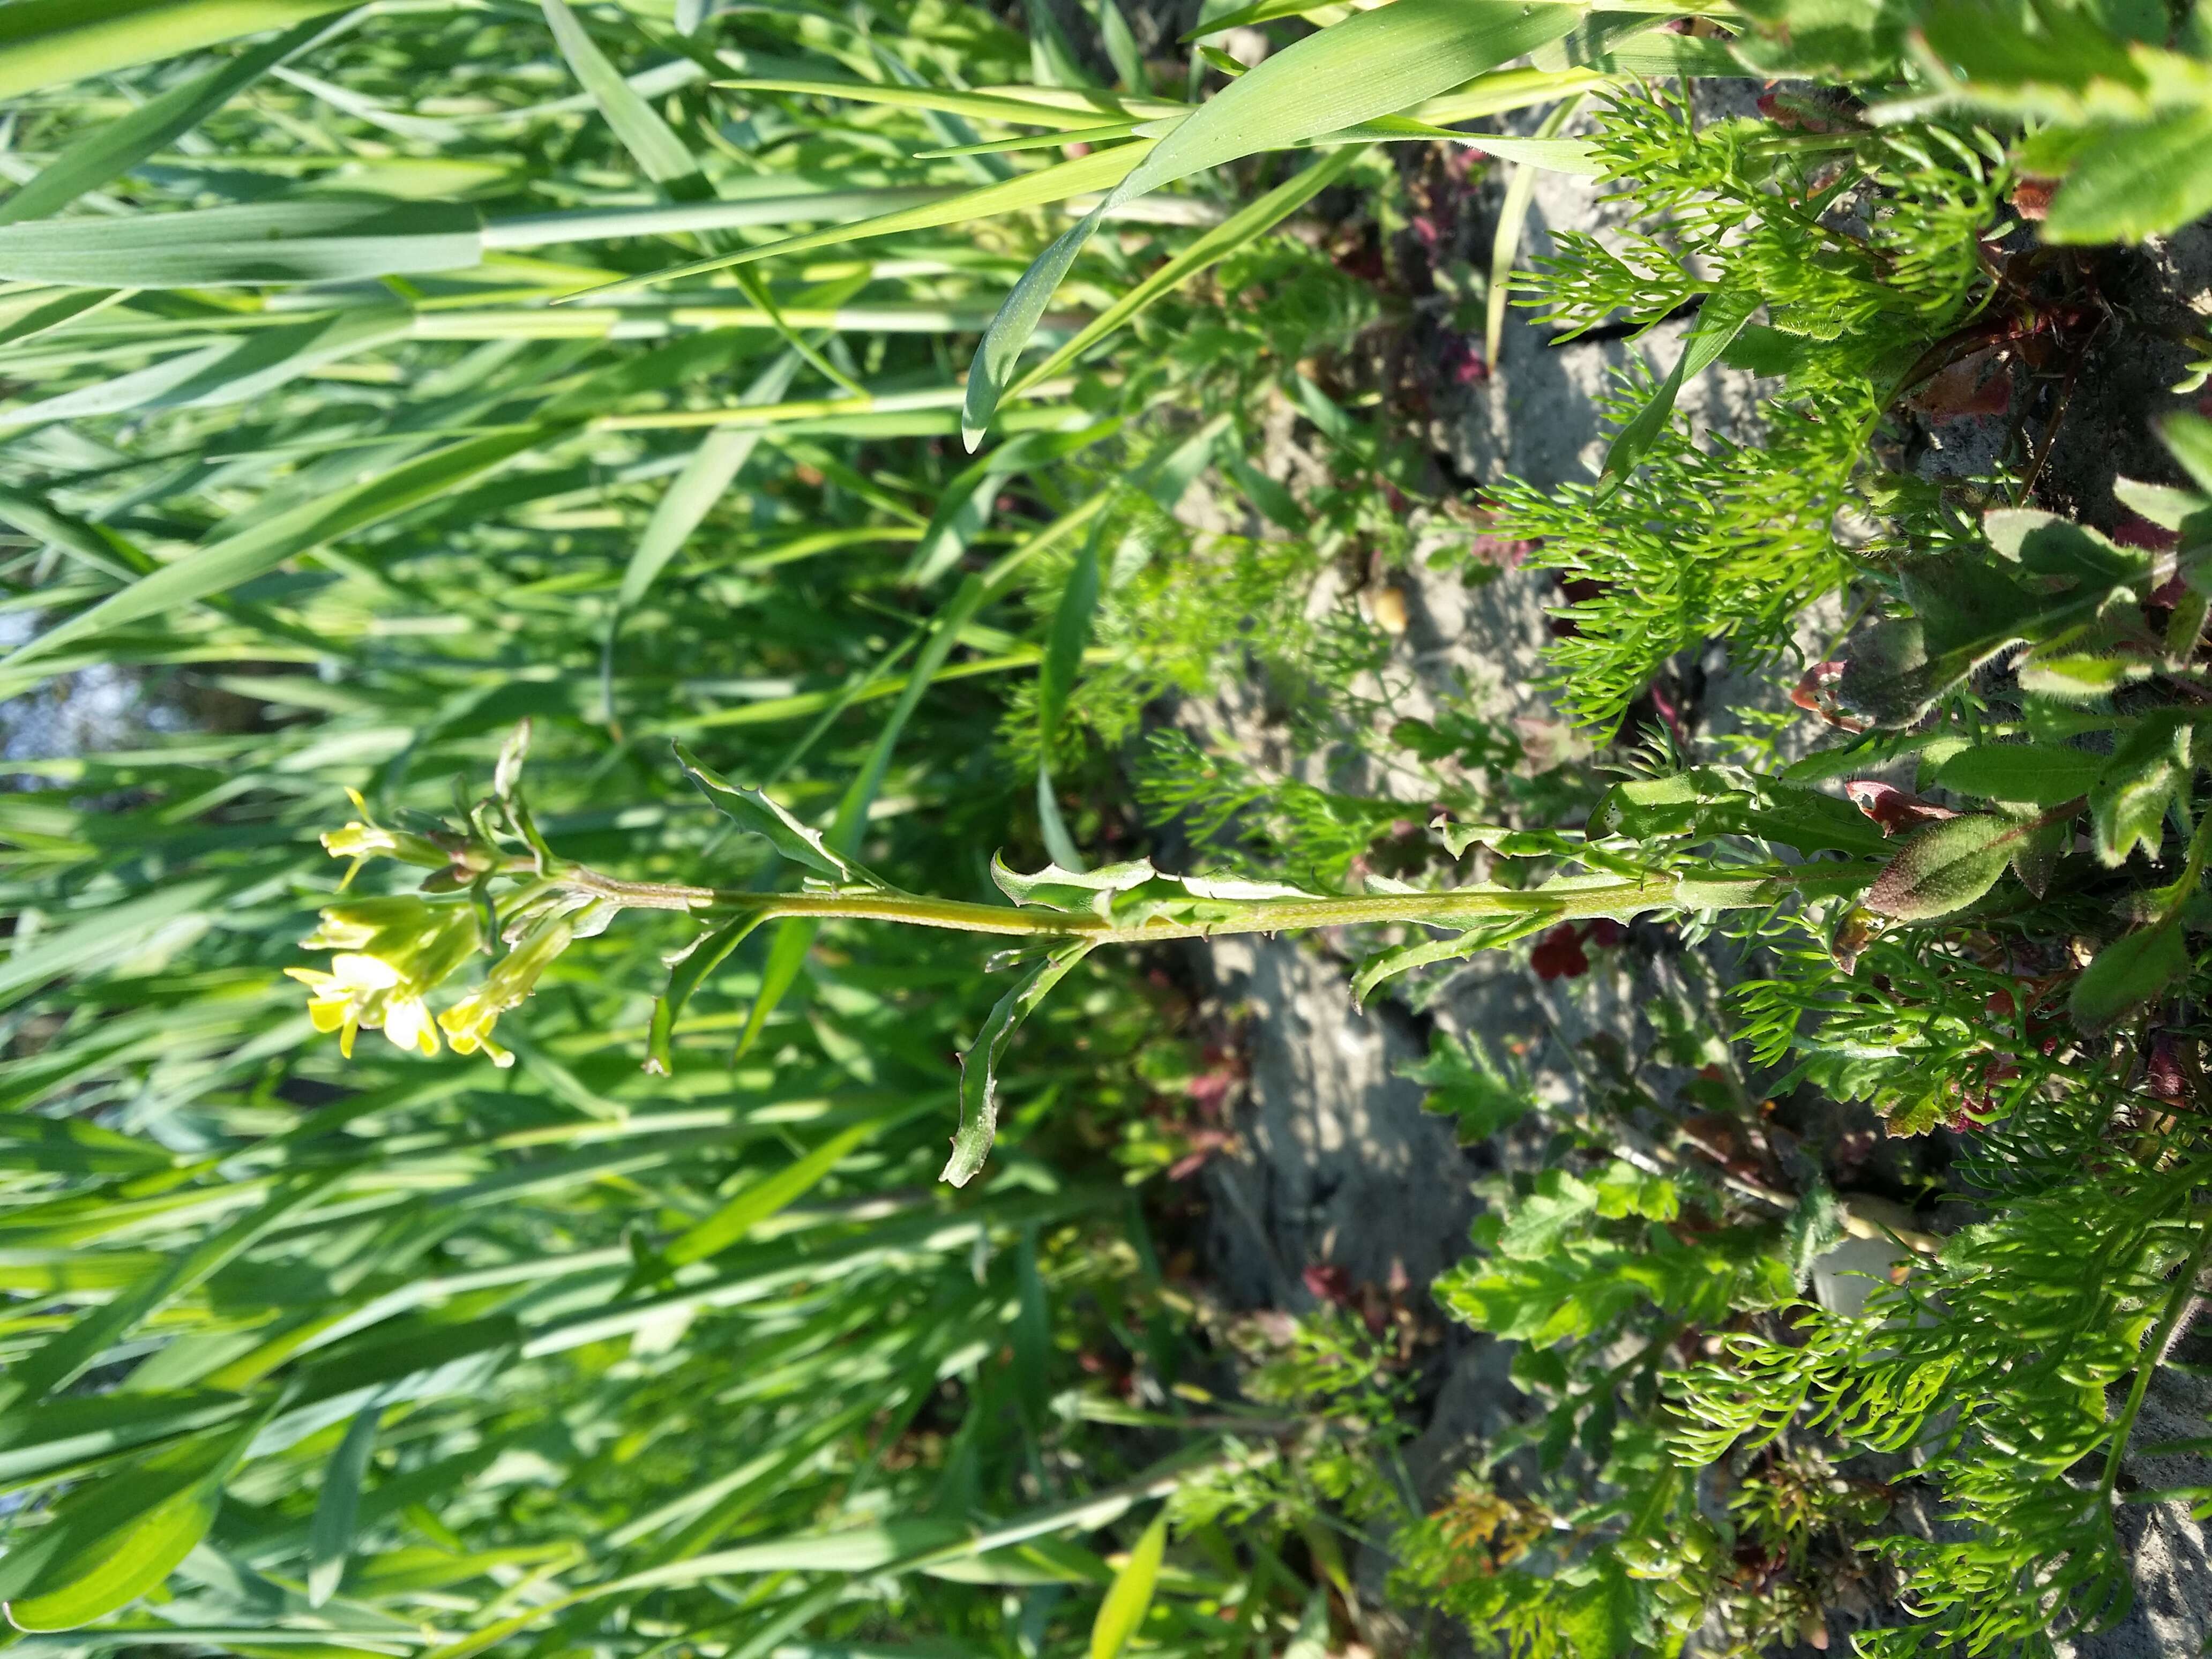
5 427 542 670
306 1401 381 1608
0 287 132 349
1597 285 1760 491
1123 0 1585 199
1034 518 1105 870
0 200 483 288
1486 95 1583 368
543 0 698 183
968 0 1583 440
1013 144 1363 394
907 419 1117 586
573 144 1149 298
4 308 410 431
662 1122 877 1267
1093 0 1148 91
714 77 1162 130
0 0 339 101
481 189 963 249
0 11 353 226
1 1173 336 1410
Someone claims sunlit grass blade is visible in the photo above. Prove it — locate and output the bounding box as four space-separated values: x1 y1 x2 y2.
0 0 337 100
0 199 484 288
566 143 1151 299
0 10 353 226
1011 144 1363 395
963 0 1589 440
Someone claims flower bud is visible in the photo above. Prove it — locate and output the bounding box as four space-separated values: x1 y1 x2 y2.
439 912 578 1067
321 789 451 869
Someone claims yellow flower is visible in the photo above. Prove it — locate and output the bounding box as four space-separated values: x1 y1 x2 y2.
292 896 480 1060
435 913 576 1069
320 788 450 870
287 953 439 1058
302 895 435 951
438 989 514 1067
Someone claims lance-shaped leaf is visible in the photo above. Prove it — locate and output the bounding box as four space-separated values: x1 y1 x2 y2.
1934 742 2103 806
941 940 1096 1187
1863 812 2018 921
1984 509 2147 588
2040 105 2212 245
2005 813 2071 899
2070 921 2189 1031
2090 711 2191 866
645 911 770 1077
1837 552 2069 726
992 854 1159 918
1352 911 1556 1007
677 744 888 889
2163 412 2212 496
2114 475 2210 534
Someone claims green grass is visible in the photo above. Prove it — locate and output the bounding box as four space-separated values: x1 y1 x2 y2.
0 1 1362 1647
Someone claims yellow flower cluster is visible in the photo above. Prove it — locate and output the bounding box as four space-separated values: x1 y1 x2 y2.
286 897 480 1059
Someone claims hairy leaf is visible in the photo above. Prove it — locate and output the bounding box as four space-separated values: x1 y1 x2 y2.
1863 813 2017 920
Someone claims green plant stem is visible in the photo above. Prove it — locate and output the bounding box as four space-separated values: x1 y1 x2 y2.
560 861 1878 944
2097 1200 2212 1509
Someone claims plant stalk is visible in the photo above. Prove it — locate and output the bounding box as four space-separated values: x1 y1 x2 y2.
559 863 1876 945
